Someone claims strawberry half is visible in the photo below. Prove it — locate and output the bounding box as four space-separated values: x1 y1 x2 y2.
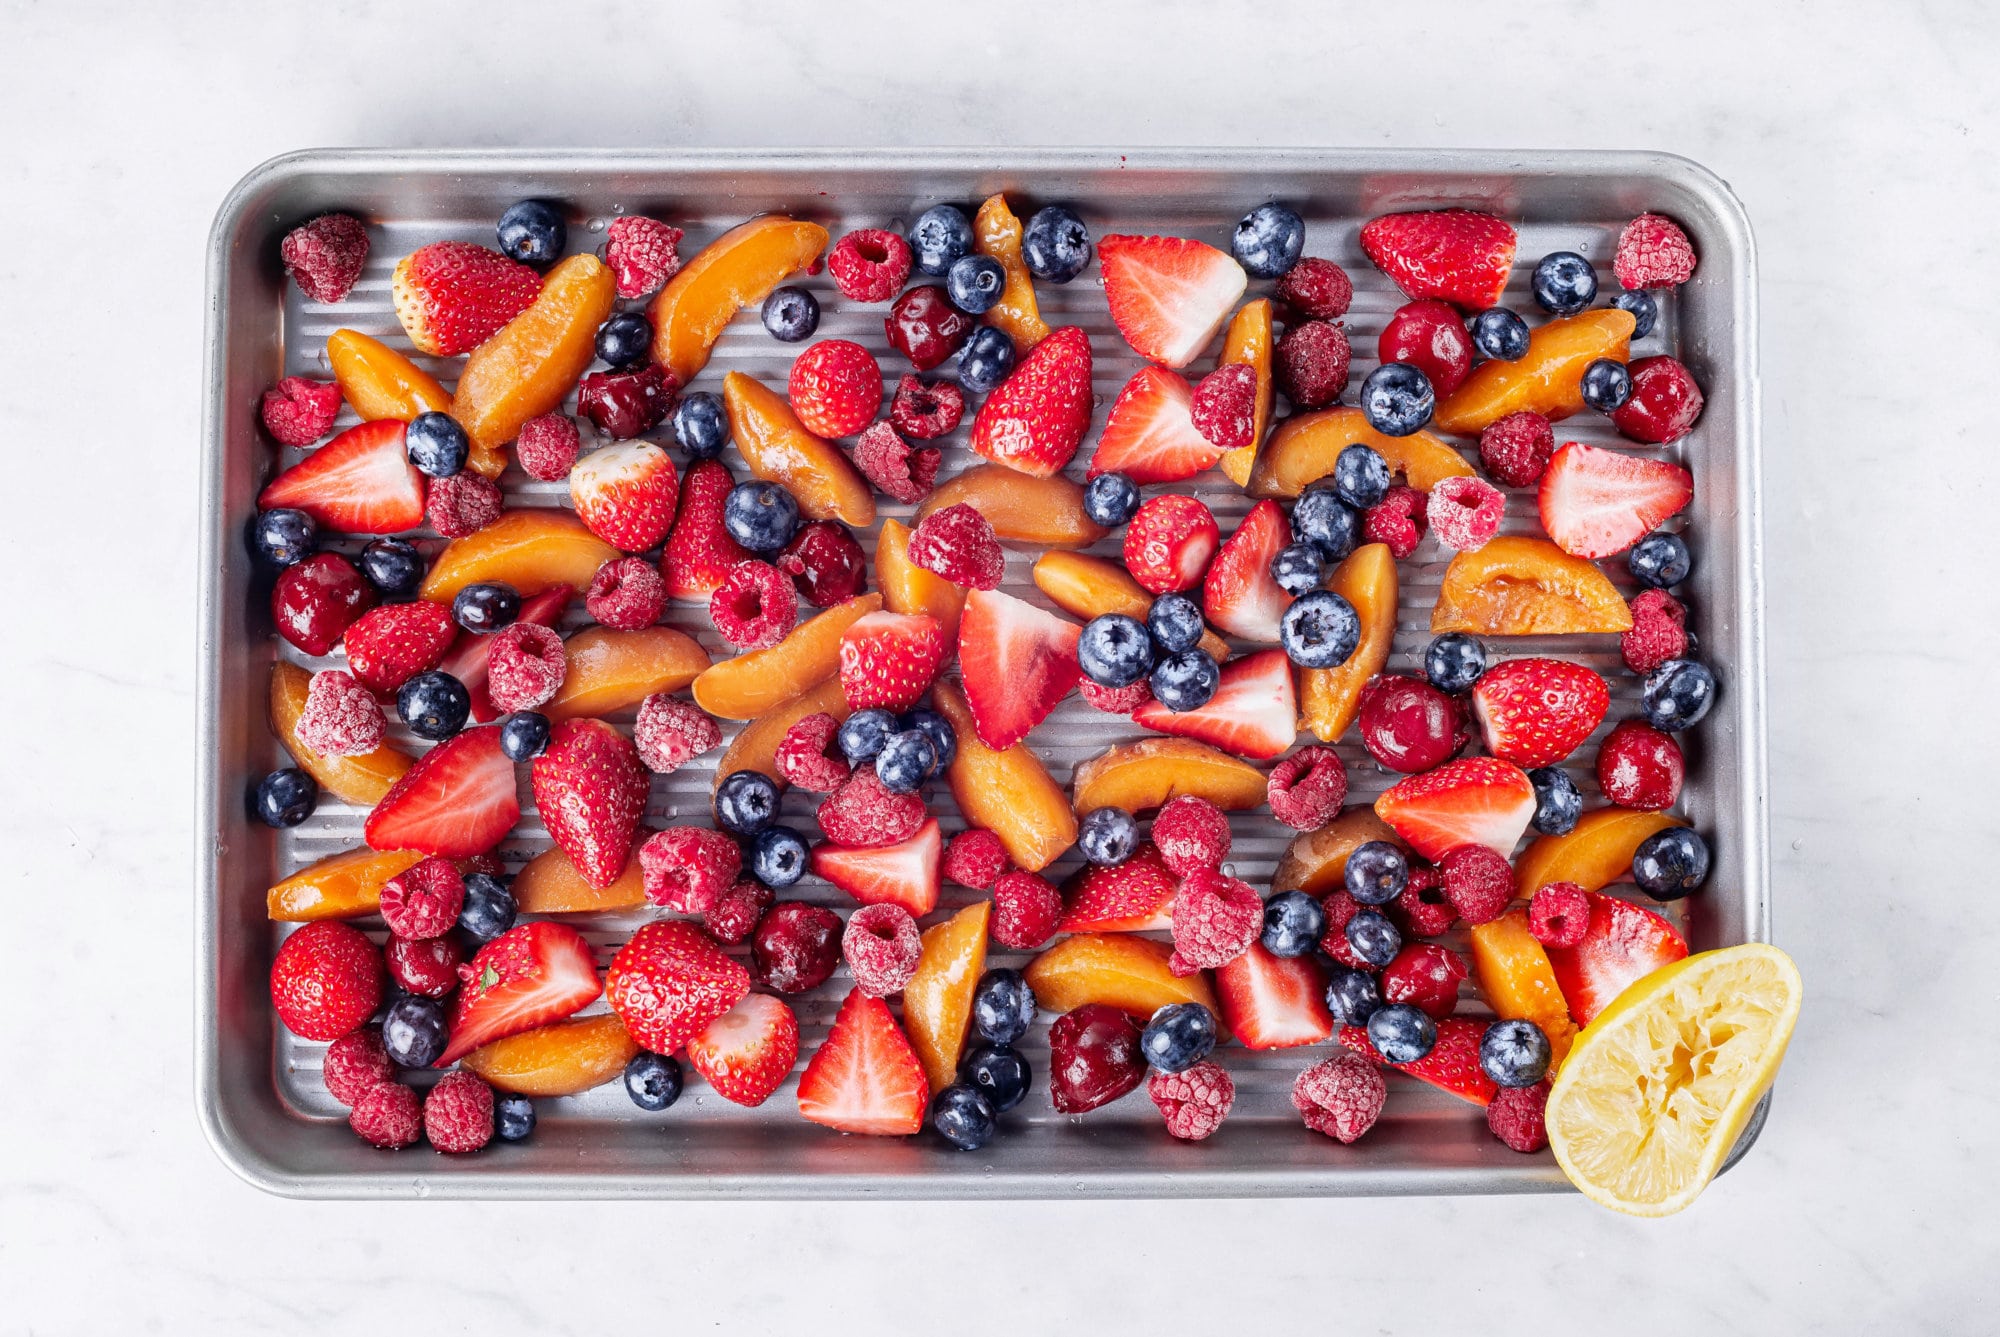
364 725 520 857
1545 891 1688 1027
1202 498 1293 642
1059 843 1176 932
1374 756 1535 862
1358 210 1518 310
1098 234 1248 369
530 718 649 889
1470 657 1610 768
438 587 571 722
967 325 1093 477
686 993 800 1108
662 458 751 600
437 922 602 1066
838 610 947 712
1216 941 1333 1050
258 419 426 535
810 817 942 917
343 599 455 694
605 920 751 1055
1537 441 1694 560
1339 1017 1497 1106
391 240 543 357
796 987 930 1136
570 441 678 553
1086 367 1225 484
1132 647 1297 760
956 588 1083 750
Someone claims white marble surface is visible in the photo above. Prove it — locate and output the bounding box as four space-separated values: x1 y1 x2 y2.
3 0 1996 1330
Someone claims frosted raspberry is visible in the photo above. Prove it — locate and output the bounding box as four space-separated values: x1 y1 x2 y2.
709 560 798 651
322 1025 394 1107
1152 795 1231 878
816 767 925 848
842 902 923 997
1081 678 1152 714
1621 589 1688 676
888 374 965 440
485 622 567 712
1487 1081 1551 1152
426 473 503 539
1364 484 1428 559
1426 475 1505 551
1168 868 1260 975
1528 881 1590 948
348 1081 421 1149
1292 1051 1387 1143
1318 890 1369 968
851 421 941 504
1275 320 1351 408
1148 1061 1236 1141
261 376 343 446
704 879 774 946
827 228 913 302
1387 862 1456 939
775 712 850 792
280 213 368 303
1614 213 1697 290
1190 363 1258 451
296 669 383 757
1478 411 1555 488
1266 745 1348 831
378 856 466 939
1439 844 1514 925
586 556 667 630
423 1070 495 1154
943 828 1008 889
908 502 1003 590
639 827 742 914
633 694 721 774
1275 257 1354 321
991 870 1062 950
515 413 581 481
605 215 684 299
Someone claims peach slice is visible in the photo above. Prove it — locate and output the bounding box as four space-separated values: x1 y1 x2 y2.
973 194 1049 352
325 328 451 421
1069 737 1267 816
1300 542 1396 743
721 371 875 527
268 662 412 806
418 509 621 604
452 253 617 458
648 215 829 385
877 519 964 645
903 899 991 1095
1271 807 1406 894
542 626 711 723
266 845 425 921
1024 933 1225 1033
1513 807 1687 897
512 837 649 914
1432 308 1638 436
1247 406 1474 498
713 676 852 795
931 678 1075 873
458 1013 640 1097
692 593 880 721
1430 536 1633 635
1216 299 1275 488
1031 552 1230 662
915 464 1107 549
1468 908 1578 1070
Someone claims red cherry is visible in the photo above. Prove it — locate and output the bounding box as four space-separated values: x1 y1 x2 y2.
1356 675 1470 774
1048 1003 1146 1113
884 284 973 372
385 934 463 998
1596 719 1685 811
777 520 868 607
751 902 842 994
271 552 374 656
1378 299 1473 398
1379 943 1468 1020
578 363 678 440
1610 355 1703 444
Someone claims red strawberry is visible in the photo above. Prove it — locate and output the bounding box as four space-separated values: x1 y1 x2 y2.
662 458 751 600
364 726 520 857
810 817 942 917
1469 657 1610 768
437 921 602 1066
1058 844 1177 932
1339 1017 1497 1106
1086 367 1224 484
1132 647 1297 760
967 325 1093 477
605 215 685 299
1545 891 1689 1027
605 920 752 1055
343 600 455 694
1373 756 1536 862
569 441 678 553
1358 210 1518 310
257 419 426 535
796 987 930 1136
529 719 648 889
956 588 1083 750
1538 441 1694 560
439 587 571 722
1202 499 1293 642
269 921 384 1041
787 339 883 439
390 240 543 357
1216 941 1333 1050
1097 234 1247 368
837 610 947 712
1123 494 1219 595
686 993 799 1107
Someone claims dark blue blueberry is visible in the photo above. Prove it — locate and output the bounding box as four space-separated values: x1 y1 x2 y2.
1231 201 1306 278
1291 485 1363 561
1077 806 1139 867
1150 649 1220 712
405 411 469 478
1367 1002 1437 1063
874 730 936 795
358 537 424 600
1269 542 1325 597
722 480 801 553
382 995 449 1068
1344 840 1409 905
760 285 820 342
494 1094 536 1142
1324 966 1384 1026
1424 632 1487 693
900 707 957 773
496 199 566 265
1078 613 1155 688
1280 590 1361 669
972 968 1039 1047
945 254 1006 314
1146 592 1205 655
1083 472 1141 527
1628 532 1691 589
958 1044 1031 1113
1579 358 1634 412
672 390 729 460
1344 908 1401 968
1139 1002 1218 1074
957 325 1015 393
1359 362 1435 437
910 204 975 276
1532 251 1597 316
253 768 317 828
837 708 898 764
1332 444 1392 510
451 582 520 634
594 312 654 369
714 769 780 835
1614 289 1658 339
1469 308 1531 361
1480 1019 1552 1088
457 872 517 942
1261 890 1327 958
1641 658 1716 732
1527 767 1583 836
1020 205 1091 283
624 1051 684 1111
1632 827 1710 900
930 1083 997 1150
750 825 808 888
251 508 317 567
397 670 470 741
498 711 551 762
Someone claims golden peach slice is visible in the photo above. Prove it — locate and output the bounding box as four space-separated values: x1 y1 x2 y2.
1468 909 1578 1071
1248 406 1474 498
915 464 1107 549
648 215 829 385
1433 308 1637 436
512 837 650 914
722 371 875 527
1216 299 1275 487
542 626 711 723
326 328 451 422
903 900 991 1095
692 593 880 721
931 678 1076 873
1031 551 1231 662
973 194 1049 351
1430 536 1633 635
1271 807 1407 894
459 1014 640 1097
418 509 621 604
269 662 413 806
1513 807 1687 897
452 253 617 457
1069 736 1267 815
877 519 964 645
1024 933 1225 1033
1300 542 1396 743
713 676 852 795
266 845 425 921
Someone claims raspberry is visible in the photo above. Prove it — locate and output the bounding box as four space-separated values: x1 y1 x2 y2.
827 228 913 302
842 902 923 997
296 669 383 757
586 556 668 630
260 376 343 447
1364 484 1428 559
322 1025 394 1107
991 870 1062 950
943 828 1009 889
1291 1051 1386 1143
1152 795 1230 878
1189 363 1258 451
1317 890 1370 969
1527 881 1590 949
633 694 722 775
423 1070 495 1154
378 856 466 939
604 214 685 299
426 473 503 539
1380 942 1469 1019
777 521 868 607
908 502 1003 590
1439 844 1514 925
638 827 742 913
1621 589 1688 676
1487 1081 1551 1153
1387 862 1456 938
348 1081 421 1149
1148 1061 1236 1141
709 560 799 651
788 339 884 439
851 421 942 504
385 934 462 998
1080 678 1152 714
1478 411 1555 488
704 879 775 946
485 622 567 712
280 213 369 304
888 374 965 440
775 711 851 792
1614 213 1697 290
1275 256 1354 321
1426 475 1505 551
817 767 926 848
515 413 581 481
1266 745 1349 831
752 902 843 994
1168 867 1261 975
1275 320 1351 409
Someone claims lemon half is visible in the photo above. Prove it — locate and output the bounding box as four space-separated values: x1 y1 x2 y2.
1546 942 1802 1217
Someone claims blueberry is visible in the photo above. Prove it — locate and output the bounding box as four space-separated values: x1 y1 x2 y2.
1628 532 1691 589
499 711 551 761
1469 308 1531 361
1083 472 1141 527
972 969 1039 1047
452 582 520 634
1291 485 1363 561
1424 632 1487 693
714 769 779 835
930 1083 998 1150
457 872 517 942
397 670 470 741
1366 1002 1437 1063
1633 827 1710 900
1344 840 1409 905
1078 806 1139 866
1359 362 1435 437
253 768 317 827
1150 650 1220 712
358 537 423 600
1280 590 1361 669
1231 201 1306 278
672 390 729 460
1332 444 1392 510
1261 890 1327 958
957 325 1015 393
1532 251 1597 316
1579 358 1634 412
1264 541 1324 597
900 707 957 773
1020 205 1091 283
910 204 975 276
1139 1002 1218 1074
382 994 450 1068
1344 908 1401 968
1480 1019 1552 1088
1527 767 1584 836
761 285 820 342
405 411 469 478
750 825 808 888
874 730 936 795
1642 659 1717 732
1324 966 1384 1026
496 199 566 265
494 1094 536 1142
837 708 898 764
722 480 801 553
945 254 1006 314
594 312 654 370
1614 289 1659 339
959 1043 1032 1113
1146 592 1205 655
251 508 317 567
624 1051 684 1111
1078 613 1155 688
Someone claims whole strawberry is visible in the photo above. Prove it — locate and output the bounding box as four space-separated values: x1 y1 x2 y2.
1123 494 1220 595
391 241 543 356
343 600 456 694
530 719 649 889
605 920 752 1055
270 921 385 1041
1469 658 1609 768
570 441 678 552
788 339 883 439
967 325 1093 477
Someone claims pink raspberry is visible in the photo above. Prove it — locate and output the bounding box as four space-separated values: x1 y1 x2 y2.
1614 213 1697 290
1190 363 1258 451
1168 868 1260 975
827 228 913 302
1621 589 1688 676
515 413 581 481
348 1081 421 1149
605 215 685 299
1318 890 1370 968
280 213 368 303
908 503 1003 590
586 556 668 630
377 856 466 939
638 827 742 914
1080 678 1152 714
1487 1081 1551 1153
710 560 798 651
426 473 503 539
1148 1061 1236 1141
296 669 383 757
322 1025 394 1107
1364 484 1428 559
1275 320 1351 408
1426 475 1505 551
1275 257 1354 321
888 374 964 440
816 767 926 848
1439 844 1514 925
1291 1051 1387 1143
991 870 1062 950
703 879 774 946
1266 745 1348 831
1528 881 1591 948
851 421 941 504
943 828 1009 889
775 712 850 792
1478 411 1555 488
485 622 567 712
260 376 343 447
1387 862 1456 939
633 694 722 775
1152 795 1231 878
842 902 923 997
423 1070 495 1154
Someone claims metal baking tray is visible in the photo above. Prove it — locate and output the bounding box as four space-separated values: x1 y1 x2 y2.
196 148 1764 1198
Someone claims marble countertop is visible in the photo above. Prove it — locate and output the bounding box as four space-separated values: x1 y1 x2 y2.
5 1 1994 1330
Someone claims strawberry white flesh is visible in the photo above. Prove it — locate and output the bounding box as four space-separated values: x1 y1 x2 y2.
1131 647 1298 759
1373 756 1536 862
1087 367 1225 484
1099 235 1248 369
1537 442 1693 560
1215 942 1333 1049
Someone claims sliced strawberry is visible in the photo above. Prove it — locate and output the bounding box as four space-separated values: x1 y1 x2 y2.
686 993 800 1108
796 987 930 1136
364 725 520 857
529 718 649 889
1085 367 1225 484
1469 657 1610 769
1339 1017 1497 1106
1201 499 1293 642
966 325 1093 477
811 817 942 917
1544 891 1689 1026
604 920 751 1055
438 586 571 722
437 922 601 1066
956 587 1083 750
342 599 455 694
1358 210 1518 310
1059 843 1177 932
1373 756 1536 862
569 441 678 553
838 610 948 712
1538 441 1694 560
1216 941 1333 1050
391 240 543 357
662 458 751 600
1132 647 1297 760
258 419 426 535
1097 234 1248 368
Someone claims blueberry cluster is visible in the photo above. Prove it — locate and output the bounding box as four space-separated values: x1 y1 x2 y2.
931 969 1039 1150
